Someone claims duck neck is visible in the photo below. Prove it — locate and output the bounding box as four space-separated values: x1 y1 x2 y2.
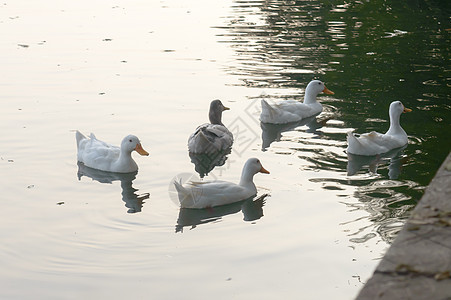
386 112 404 136
116 150 136 171
239 168 256 191
303 88 318 105
209 110 223 125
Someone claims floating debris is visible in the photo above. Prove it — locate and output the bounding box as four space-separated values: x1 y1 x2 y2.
383 30 408 38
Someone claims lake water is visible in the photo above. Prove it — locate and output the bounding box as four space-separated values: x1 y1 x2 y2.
0 1 449 299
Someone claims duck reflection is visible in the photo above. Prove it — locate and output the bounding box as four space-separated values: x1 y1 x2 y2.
188 147 231 178
175 194 267 233
347 145 407 179
261 114 331 150
77 162 150 213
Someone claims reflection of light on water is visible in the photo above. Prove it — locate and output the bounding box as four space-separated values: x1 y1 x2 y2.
215 1 333 87
216 0 445 290
339 181 417 244
383 29 408 38
175 194 267 233
349 233 376 243
77 162 150 213
332 175 419 244
263 109 418 244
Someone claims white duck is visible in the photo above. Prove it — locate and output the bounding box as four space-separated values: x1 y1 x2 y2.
346 101 412 156
260 80 334 124
174 158 269 209
188 99 233 154
76 131 149 173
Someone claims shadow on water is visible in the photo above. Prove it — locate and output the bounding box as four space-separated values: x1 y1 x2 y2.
261 113 327 150
189 147 232 178
175 194 267 233
215 0 450 243
77 162 150 213
347 145 407 179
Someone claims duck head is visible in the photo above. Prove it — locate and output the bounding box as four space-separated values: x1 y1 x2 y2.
304 80 334 104
244 158 270 175
121 135 149 156
209 99 230 125
389 101 412 119
386 101 411 136
240 157 269 186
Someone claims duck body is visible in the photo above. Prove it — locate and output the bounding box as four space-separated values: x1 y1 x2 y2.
174 158 269 209
188 100 233 154
260 80 334 124
346 101 411 156
176 180 255 209
76 131 149 173
261 100 322 124
188 124 233 154
346 131 406 156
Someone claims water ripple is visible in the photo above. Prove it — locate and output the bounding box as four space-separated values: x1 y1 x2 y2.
214 0 448 247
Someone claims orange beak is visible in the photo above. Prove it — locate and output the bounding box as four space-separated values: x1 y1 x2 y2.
135 143 149 156
259 166 270 174
403 107 412 113
323 86 334 95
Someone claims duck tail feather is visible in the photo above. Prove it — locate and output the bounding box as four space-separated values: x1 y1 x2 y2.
260 99 277 122
261 99 275 113
346 130 360 144
173 179 186 194
173 180 196 207
75 130 86 149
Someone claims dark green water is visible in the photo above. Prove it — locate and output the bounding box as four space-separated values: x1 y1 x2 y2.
217 0 450 242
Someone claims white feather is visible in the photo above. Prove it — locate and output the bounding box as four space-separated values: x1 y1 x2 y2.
346 101 411 156
260 80 334 124
174 158 269 209
76 131 149 173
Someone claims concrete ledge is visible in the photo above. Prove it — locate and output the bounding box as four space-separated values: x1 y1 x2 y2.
356 152 451 300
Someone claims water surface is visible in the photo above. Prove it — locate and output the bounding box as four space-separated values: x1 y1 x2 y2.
0 0 449 299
